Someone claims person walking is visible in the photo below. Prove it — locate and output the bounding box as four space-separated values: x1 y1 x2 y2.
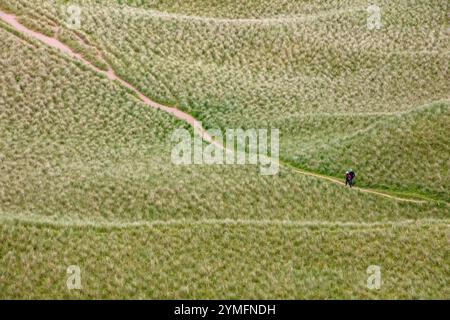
345 169 355 187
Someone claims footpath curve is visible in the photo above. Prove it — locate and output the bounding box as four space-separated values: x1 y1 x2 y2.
0 10 441 205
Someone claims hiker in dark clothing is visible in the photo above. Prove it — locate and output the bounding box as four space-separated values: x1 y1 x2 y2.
345 169 355 187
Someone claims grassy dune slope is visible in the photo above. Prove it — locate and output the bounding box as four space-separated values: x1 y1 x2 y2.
3 0 448 200
5 0 448 122
282 102 450 201
0 0 449 299
1 25 445 223
1 220 449 299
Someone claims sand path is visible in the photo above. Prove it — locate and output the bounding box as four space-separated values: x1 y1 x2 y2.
0 10 442 205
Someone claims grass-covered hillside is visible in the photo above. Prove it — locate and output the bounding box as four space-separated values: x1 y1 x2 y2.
0 0 448 299
1 220 448 299
281 101 450 202
2 23 444 225
3 0 448 200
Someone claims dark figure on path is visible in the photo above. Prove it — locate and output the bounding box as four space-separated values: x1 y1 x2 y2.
345 169 355 187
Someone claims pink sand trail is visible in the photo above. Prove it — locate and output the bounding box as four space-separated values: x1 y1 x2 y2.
0 10 211 142
0 10 438 204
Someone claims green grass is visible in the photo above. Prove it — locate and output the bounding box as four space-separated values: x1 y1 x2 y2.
4 0 448 201
0 0 449 299
280 102 450 202
1 25 446 224
1 219 448 299
6 1 449 122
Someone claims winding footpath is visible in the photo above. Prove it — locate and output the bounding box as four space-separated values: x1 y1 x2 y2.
0 10 441 205
0 11 209 139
